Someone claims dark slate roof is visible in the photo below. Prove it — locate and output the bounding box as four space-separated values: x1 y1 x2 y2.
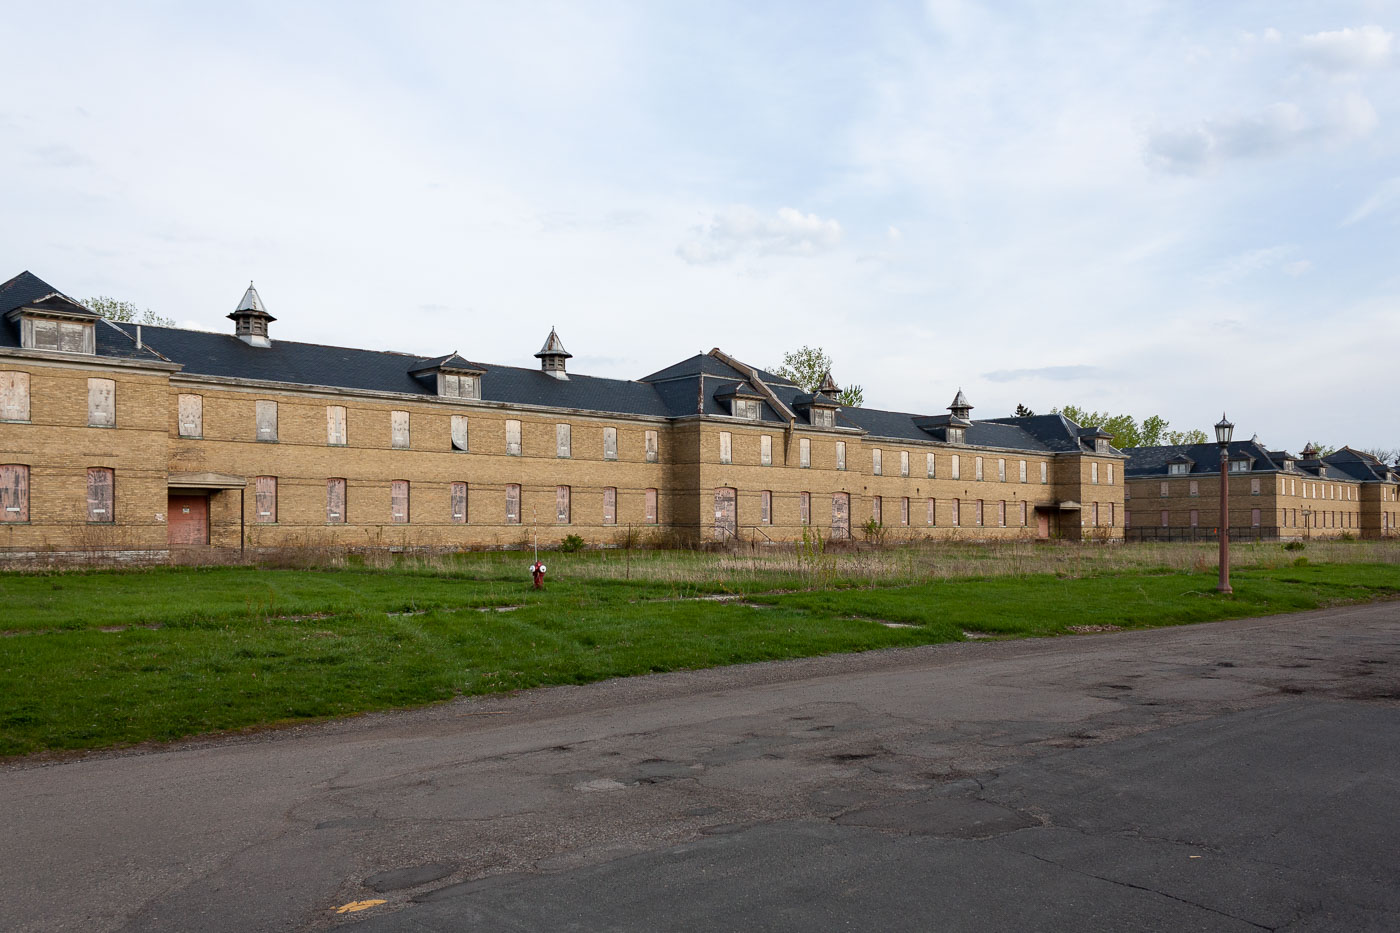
639 352 793 387
713 381 763 400
20 294 99 318
1123 440 1282 477
134 325 673 416
409 352 485 374
0 271 57 315
1323 449 1399 483
985 414 1105 453
0 271 166 363
791 392 838 408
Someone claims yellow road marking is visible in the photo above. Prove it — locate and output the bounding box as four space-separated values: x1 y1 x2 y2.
335 899 387 914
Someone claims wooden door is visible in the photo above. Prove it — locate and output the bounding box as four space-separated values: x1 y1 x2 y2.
714 487 737 540
832 493 850 539
168 495 209 545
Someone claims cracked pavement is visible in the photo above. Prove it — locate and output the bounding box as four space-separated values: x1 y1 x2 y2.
3 601 1398 931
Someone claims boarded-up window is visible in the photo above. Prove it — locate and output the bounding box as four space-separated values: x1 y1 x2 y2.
835 441 846 471
760 490 772 524
25 318 93 353
178 394 202 437
928 453 936 479
645 488 658 524
1161 510 1169 527
327 406 347 445
603 427 617 460
714 487 737 540
451 415 469 452
928 497 936 525
1020 501 1028 525
719 431 732 464
952 498 961 526
900 451 910 477
1252 508 1261 527
87 378 115 427
86 467 115 522
256 400 278 442
800 438 810 468
1107 464 1115 485
1019 460 1027 483
391 480 409 523
1190 509 1198 527
603 487 616 524
1 372 30 422
901 497 910 525
872 448 882 475
1040 462 1048 484
556 485 571 523
1109 503 1116 526
556 424 571 458
999 500 1007 526
645 430 658 463
832 492 850 539
1160 482 1169 497
998 459 1006 482
1250 478 1260 496
326 478 346 523
1190 481 1199 497
975 457 983 481
951 455 960 480
0 464 29 522
254 475 277 523
506 484 521 524
1091 462 1099 484
506 420 522 456
871 496 882 525
451 482 467 524
812 408 835 428
440 373 481 399
975 499 984 525
760 435 772 466
391 411 410 449
800 491 810 524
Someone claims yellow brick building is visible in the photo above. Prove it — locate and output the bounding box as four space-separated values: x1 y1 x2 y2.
1 272 1126 560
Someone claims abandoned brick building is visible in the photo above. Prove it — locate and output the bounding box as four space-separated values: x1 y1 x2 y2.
1123 440 1399 542
3 269 1137 560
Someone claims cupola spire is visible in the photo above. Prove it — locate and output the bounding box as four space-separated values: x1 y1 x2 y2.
948 388 972 420
227 280 276 347
535 327 571 379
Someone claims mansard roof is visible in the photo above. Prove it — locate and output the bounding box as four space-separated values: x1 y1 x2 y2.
1323 448 1400 483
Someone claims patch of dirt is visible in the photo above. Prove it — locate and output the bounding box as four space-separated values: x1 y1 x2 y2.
1066 624 1121 634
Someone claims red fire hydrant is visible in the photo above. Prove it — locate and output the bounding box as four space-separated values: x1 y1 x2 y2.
530 559 547 590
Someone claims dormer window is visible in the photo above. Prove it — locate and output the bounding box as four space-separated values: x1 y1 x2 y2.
732 399 762 420
440 373 481 399
811 409 835 428
1168 463 1190 475
1229 460 1251 473
9 294 98 355
1095 437 1110 453
947 427 965 445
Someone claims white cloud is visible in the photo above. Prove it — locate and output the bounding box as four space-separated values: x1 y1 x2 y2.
1282 260 1313 277
1300 25 1394 73
1144 95 1377 174
1343 177 1400 226
1203 245 1297 286
676 206 842 265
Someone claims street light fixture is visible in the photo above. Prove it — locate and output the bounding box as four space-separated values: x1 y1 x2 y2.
1215 414 1234 594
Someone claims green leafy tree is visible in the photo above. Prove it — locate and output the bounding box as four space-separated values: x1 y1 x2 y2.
1303 441 1338 457
83 296 174 326
1052 406 1206 449
772 346 863 407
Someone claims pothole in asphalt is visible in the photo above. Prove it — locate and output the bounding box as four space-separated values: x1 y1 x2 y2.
574 778 628 792
365 863 457 893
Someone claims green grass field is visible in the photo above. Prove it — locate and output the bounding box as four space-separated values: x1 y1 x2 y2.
2 546 1398 758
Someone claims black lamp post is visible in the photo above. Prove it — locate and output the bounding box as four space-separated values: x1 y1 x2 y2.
1215 414 1234 594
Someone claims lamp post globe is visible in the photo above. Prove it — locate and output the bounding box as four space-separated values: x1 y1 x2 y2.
1216 414 1234 594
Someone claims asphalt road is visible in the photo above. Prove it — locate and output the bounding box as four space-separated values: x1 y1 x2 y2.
4 601 1398 932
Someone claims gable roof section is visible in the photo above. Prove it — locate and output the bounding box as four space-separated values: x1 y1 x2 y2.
1123 440 1279 477
1323 448 1398 483
0 271 59 315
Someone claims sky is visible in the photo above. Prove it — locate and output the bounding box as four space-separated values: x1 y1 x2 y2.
3 1 1398 452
